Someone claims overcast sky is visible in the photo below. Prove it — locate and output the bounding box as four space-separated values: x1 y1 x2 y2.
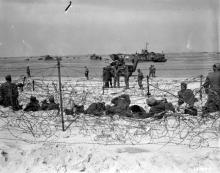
0 0 219 56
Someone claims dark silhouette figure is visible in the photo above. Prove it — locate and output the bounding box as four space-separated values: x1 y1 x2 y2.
26 66 31 77
0 75 21 110
24 96 40 112
202 63 220 114
85 66 89 80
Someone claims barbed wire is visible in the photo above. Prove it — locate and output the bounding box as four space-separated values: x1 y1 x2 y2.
0 56 219 149
0 74 219 149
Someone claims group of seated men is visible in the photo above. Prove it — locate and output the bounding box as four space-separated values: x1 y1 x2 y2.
66 83 197 119
0 74 59 112
23 95 59 112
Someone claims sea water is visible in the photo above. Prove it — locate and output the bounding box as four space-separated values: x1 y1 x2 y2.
0 52 219 80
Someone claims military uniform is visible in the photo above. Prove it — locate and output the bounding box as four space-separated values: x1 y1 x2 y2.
26 66 31 77
124 66 130 89
147 98 175 119
149 65 153 77
47 102 59 110
85 102 105 116
177 82 198 115
106 66 113 87
41 100 49 110
103 67 111 88
137 70 144 89
24 96 40 112
106 94 132 117
47 96 59 110
152 66 156 77
112 66 120 88
0 79 20 110
129 105 148 119
203 69 220 113
85 67 89 80
178 89 196 107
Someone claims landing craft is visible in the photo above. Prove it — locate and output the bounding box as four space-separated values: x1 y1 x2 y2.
110 43 167 63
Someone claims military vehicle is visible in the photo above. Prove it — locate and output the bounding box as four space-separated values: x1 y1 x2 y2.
109 54 139 77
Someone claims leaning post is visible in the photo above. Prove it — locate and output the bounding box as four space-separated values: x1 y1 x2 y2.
57 57 65 131
146 75 151 97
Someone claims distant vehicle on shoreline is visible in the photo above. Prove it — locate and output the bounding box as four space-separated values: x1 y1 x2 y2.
110 43 167 63
90 54 102 60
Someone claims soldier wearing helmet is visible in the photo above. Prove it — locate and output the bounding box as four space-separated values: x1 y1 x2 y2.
202 63 220 114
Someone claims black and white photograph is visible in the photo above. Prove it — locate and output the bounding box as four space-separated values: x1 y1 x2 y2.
0 0 220 172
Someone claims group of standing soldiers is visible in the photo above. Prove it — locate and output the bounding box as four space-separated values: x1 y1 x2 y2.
149 65 156 77
102 58 129 88
102 57 155 90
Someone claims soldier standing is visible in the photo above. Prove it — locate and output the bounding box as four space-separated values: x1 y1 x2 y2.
26 66 31 77
112 65 119 88
202 63 220 114
103 67 110 88
152 65 156 77
124 65 130 89
107 66 113 88
137 69 144 89
0 75 20 110
149 65 153 77
84 66 89 80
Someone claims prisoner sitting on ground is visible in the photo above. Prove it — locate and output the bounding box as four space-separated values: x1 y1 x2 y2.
24 96 40 112
202 63 220 114
47 96 59 110
105 94 133 117
129 105 148 119
85 102 105 116
64 101 84 115
177 82 198 116
146 97 175 119
40 99 49 110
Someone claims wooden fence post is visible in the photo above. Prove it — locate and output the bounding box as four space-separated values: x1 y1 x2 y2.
57 58 65 131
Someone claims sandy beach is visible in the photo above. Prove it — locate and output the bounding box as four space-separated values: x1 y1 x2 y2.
1 0 220 172
0 76 220 173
